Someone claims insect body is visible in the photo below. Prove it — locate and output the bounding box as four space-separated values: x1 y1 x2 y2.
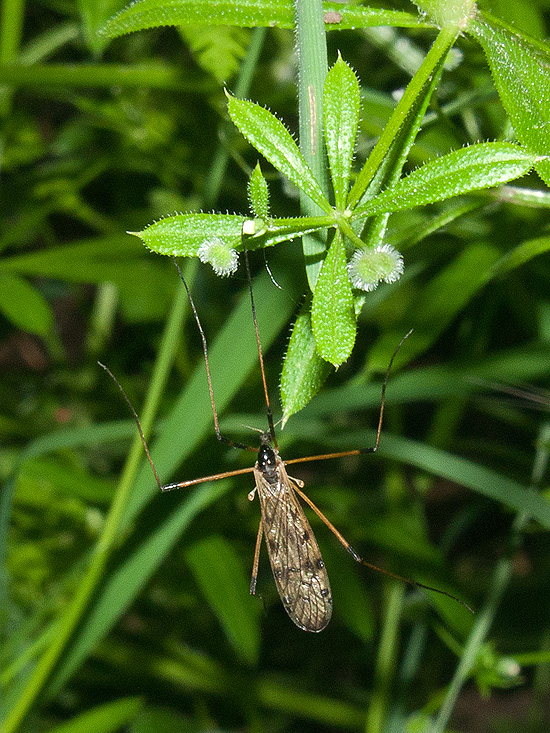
252 434 332 632
101 233 472 632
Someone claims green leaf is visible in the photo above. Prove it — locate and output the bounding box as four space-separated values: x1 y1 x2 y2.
186 535 261 665
99 0 429 39
311 232 355 367
281 303 332 425
323 55 360 209
179 25 249 83
136 213 244 257
370 243 501 369
469 11 550 185
48 697 143 733
137 213 332 259
18 457 115 504
1 236 174 322
100 0 295 36
248 162 270 219
0 269 53 336
355 142 537 217
492 234 550 275
227 95 331 213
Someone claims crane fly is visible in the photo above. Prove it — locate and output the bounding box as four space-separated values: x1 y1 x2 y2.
100 226 472 632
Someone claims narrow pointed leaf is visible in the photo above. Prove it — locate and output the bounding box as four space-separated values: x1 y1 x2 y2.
0 270 53 336
100 0 295 35
355 143 537 217
48 697 143 733
186 536 260 665
311 233 355 367
323 56 360 208
470 11 550 185
281 304 332 424
137 213 333 258
137 213 244 256
99 0 430 39
227 95 331 212
248 162 270 219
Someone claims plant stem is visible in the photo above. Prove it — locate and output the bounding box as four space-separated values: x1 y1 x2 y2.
3 276 191 733
0 0 24 117
366 582 405 733
294 0 329 288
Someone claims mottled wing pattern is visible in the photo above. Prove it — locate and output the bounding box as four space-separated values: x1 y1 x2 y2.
254 458 332 632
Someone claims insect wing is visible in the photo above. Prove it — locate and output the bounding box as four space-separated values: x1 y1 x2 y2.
254 460 333 632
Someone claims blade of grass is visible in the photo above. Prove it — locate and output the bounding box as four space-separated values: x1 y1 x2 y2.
282 423 550 529
430 422 550 731
365 582 405 733
3 269 191 733
4 268 295 728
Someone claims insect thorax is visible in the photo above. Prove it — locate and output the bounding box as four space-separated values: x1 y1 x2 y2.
256 434 280 483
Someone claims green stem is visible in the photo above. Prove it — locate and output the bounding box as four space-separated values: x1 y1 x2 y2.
365 582 405 733
0 0 24 135
430 559 511 733
294 0 330 288
0 0 24 65
3 277 191 733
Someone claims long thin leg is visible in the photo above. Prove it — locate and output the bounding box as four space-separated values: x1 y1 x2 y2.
241 235 278 449
98 361 257 493
285 329 413 468
98 361 163 491
291 480 473 613
250 518 264 595
173 258 256 453
162 465 256 491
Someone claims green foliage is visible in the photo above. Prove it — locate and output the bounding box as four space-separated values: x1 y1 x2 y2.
311 231 355 365
185 535 261 664
99 0 430 37
471 10 550 185
3 1 550 733
179 25 250 83
48 697 144 733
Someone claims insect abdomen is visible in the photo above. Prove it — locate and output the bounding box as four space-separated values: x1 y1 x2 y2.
254 455 333 632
